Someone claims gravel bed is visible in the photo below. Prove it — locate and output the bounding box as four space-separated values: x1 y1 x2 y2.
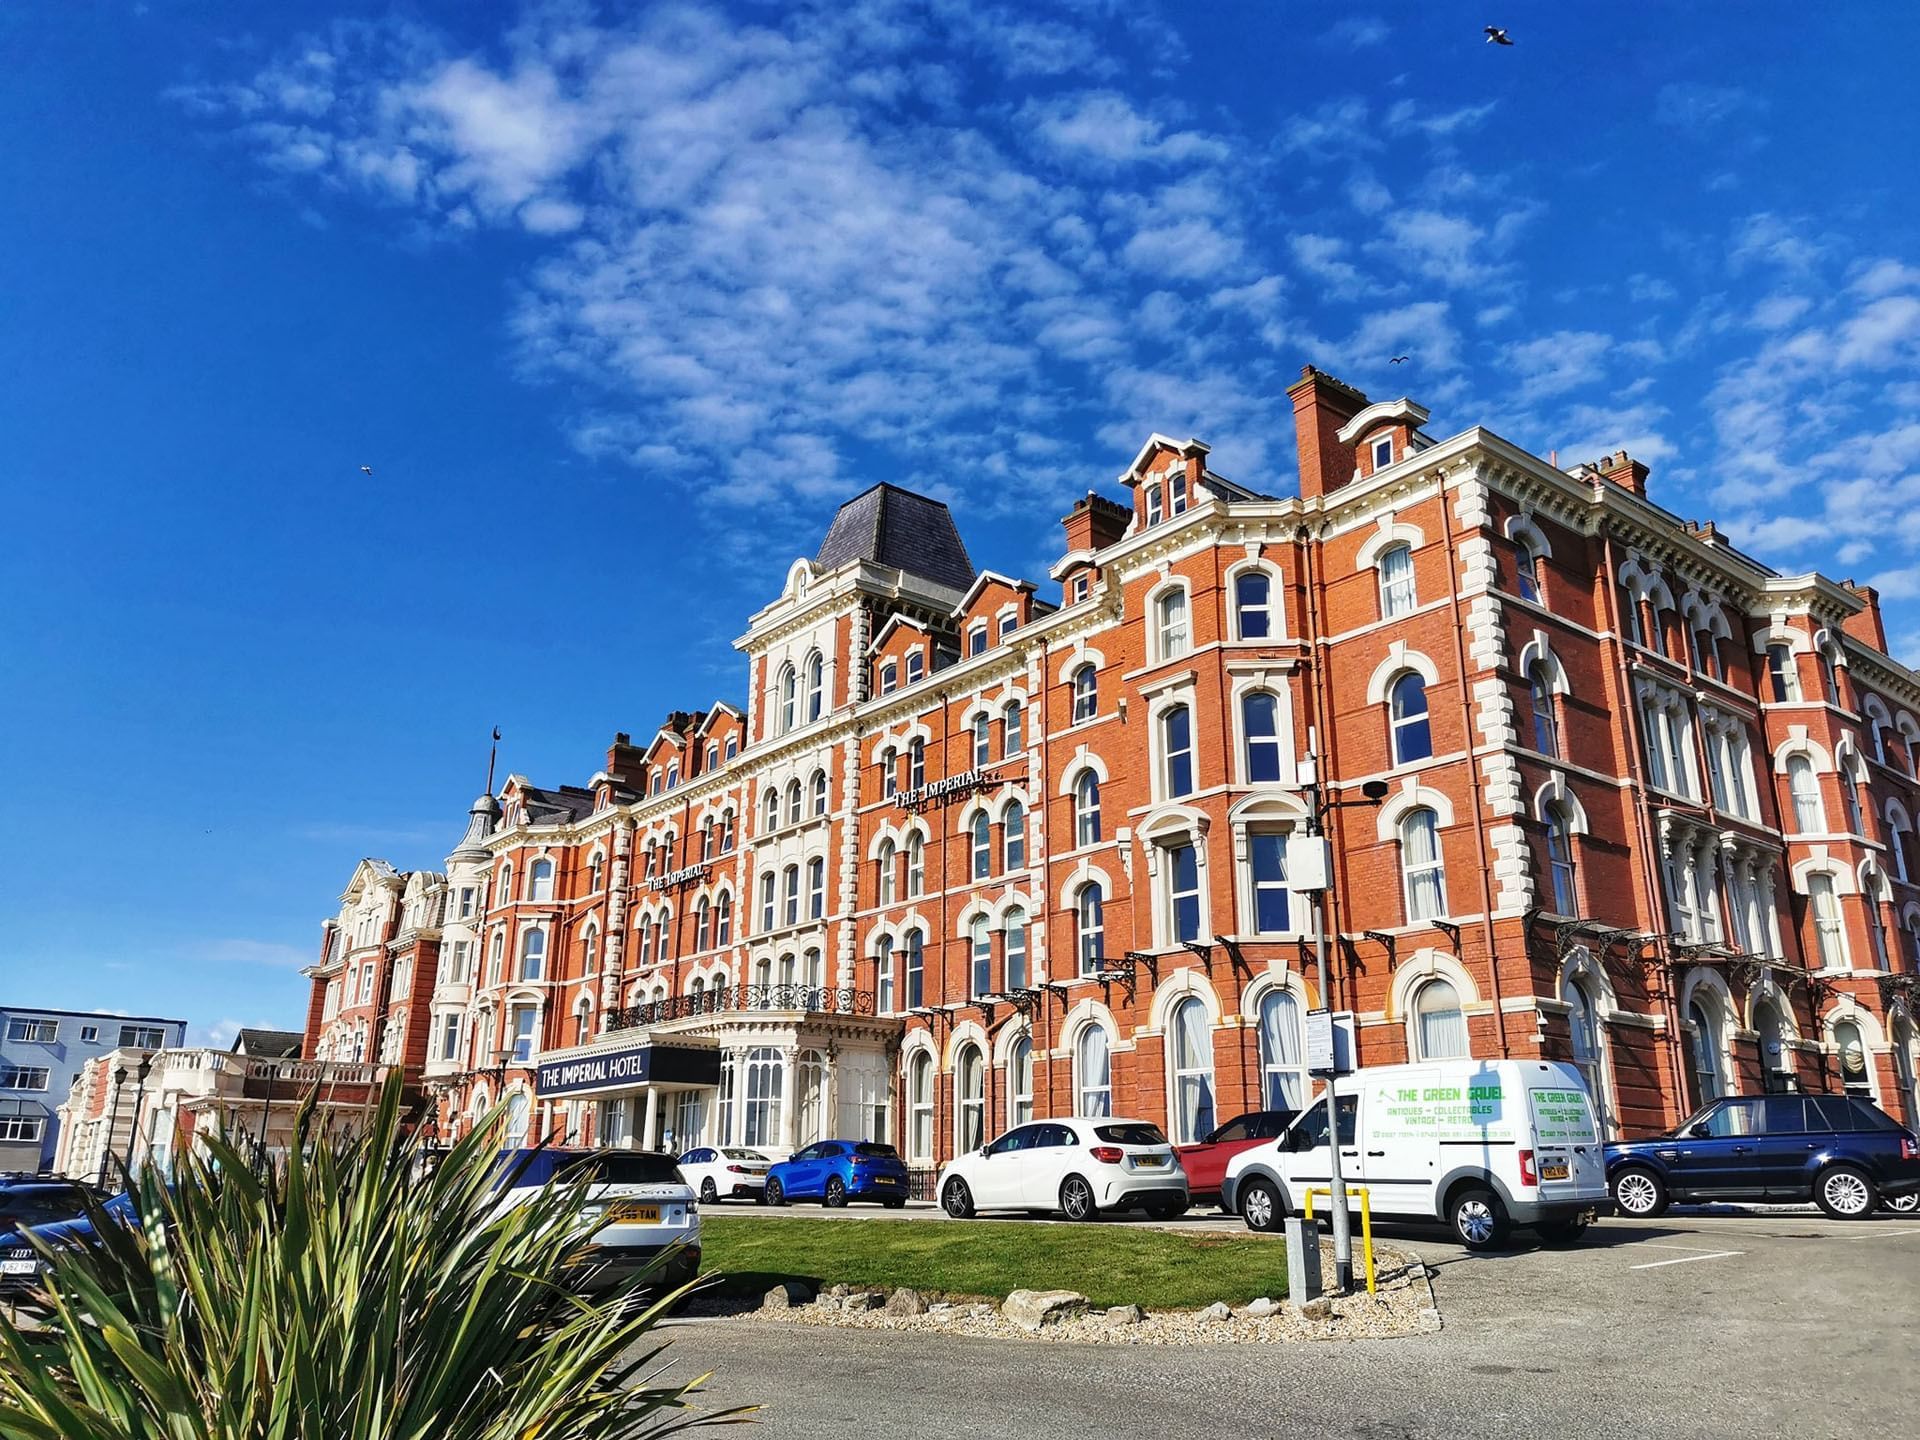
698 1239 1442 1346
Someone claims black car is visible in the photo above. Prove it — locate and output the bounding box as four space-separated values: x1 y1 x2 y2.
1605 1094 1920 1220
0 1184 119 1292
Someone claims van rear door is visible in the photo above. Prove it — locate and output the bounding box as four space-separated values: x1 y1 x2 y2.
1527 1082 1607 1203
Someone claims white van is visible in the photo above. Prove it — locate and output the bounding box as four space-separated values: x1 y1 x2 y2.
1221 1059 1608 1249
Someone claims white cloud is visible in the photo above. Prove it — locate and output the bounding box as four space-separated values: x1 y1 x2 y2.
1748 293 1811 330
1383 99 1497 139
1654 83 1761 130
1324 17 1389 49
1367 209 1492 288
1852 258 1920 297
201 938 311 968
1289 233 1363 295
1506 330 1614 400
1023 91 1227 167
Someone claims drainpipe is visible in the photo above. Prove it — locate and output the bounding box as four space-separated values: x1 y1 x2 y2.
1437 469 1511 1059
1600 531 1691 1121
1039 633 1057 1118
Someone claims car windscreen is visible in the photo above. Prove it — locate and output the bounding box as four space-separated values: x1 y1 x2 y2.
721 1148 767 1161
558 1153 683 1186
854 1143 900 1158
1093 1124 1166 1146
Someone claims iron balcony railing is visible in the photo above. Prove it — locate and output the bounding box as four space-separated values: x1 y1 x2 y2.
608 983 876 1033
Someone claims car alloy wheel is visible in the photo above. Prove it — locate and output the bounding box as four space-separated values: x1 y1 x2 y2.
825 1176 848 1208
1239 1180 1280 1233
766 1178 785 1207
1060 1175 1098 1221
699 1178 718 1205
942 1178 975 1219
1887 1191 1920 1215
1816 1165 1876 1220
1612 1168 1664 1218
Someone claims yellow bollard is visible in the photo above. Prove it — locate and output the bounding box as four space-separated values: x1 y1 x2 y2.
1301 1184 1377 1295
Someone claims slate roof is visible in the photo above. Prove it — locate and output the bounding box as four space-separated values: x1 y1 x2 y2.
231 1029 303 1059
520 785 598 825
815 483 975 592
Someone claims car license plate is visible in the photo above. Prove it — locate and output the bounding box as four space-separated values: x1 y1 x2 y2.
1541 1160 1570 1181
1 1259 37 1275
875 1175 899 1185
1135 1156 1166 1168
607 1203 660 1223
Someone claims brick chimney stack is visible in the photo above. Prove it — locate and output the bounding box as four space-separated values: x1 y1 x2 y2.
605 732 648 790
1840 583 1888 652
1286 365 1370 501
1599 449 1650 498
1061 492 1132 554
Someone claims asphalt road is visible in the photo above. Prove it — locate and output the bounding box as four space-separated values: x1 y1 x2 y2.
651 1205 1920 1439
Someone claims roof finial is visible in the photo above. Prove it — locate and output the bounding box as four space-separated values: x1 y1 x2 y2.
485 726 501 796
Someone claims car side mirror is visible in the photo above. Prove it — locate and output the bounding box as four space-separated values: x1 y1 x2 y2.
1687 1123 1710 1139
978 1146 990 1158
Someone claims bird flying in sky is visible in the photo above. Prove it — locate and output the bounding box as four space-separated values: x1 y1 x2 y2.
1390 355 1410 364
360 465 373 476
1485 26 1513 45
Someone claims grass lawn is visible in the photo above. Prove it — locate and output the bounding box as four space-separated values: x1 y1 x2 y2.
699 1218 1288 1310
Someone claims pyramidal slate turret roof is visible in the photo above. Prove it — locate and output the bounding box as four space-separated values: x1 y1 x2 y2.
815 482 975 592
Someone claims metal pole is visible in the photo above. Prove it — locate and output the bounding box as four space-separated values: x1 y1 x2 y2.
256 1064 278 1165
129 1059 152 1177
99 1066 128 1189
1305 742 1354 1297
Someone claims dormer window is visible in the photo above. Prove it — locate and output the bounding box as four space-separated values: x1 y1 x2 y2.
998 612 1017 642
665 762 679 789
880 660 899 695
968 622 988 657
906 650 923 684
1169 470 1189 514
1371 435 1394 471
1145 482 1163 526
1071 574 1091 602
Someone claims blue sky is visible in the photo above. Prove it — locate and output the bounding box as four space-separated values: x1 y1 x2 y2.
4 1 1918 1043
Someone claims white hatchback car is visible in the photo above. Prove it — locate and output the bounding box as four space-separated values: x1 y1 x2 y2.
494 1148 700 1295
936 1118 1189 1221
675 1145 776 1204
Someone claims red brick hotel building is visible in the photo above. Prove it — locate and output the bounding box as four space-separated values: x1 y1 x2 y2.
300 366 1920 1185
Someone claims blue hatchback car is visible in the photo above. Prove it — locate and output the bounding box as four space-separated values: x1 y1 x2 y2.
0 1190 136 1293
764 1139 910 1208
1605 1093 1920 1220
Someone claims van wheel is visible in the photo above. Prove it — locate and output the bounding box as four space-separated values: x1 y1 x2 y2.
1814 1164 1878 1220
1610 1166 1667 1219
1449 1187 1510 1250
1238 1179 1283 1233
1535 1217 1591 1246
941 1178 976 1219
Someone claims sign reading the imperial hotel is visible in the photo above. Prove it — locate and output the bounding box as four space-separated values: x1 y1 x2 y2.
535 1041 721 1097
892 769 986 812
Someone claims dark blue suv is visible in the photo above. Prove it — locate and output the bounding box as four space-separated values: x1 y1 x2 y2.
765 1140 910 1208
1606 1094 1920 1220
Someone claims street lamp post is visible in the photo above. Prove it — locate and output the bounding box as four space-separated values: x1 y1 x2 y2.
128 1057 153 1176
98 1064 128 1189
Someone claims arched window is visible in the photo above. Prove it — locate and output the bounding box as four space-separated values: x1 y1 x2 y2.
1008 1033 1034 1126
1075 772 1102 846
908 1051 934 1162
665 761 679 790
797 1048 827 1144
880 746 897 800
963 812 989 882
779 664 798 733
1072 664 1098 722
1379 543 1416 617
1003 701 1025 757
877 839 898 905
1834 1018 1872 1099
758 872 776 932
967 621 988 656
1529 664 1559 757
1162 703 1194 796
1168 996 1216 1143
879 659 898 695
715 890 732 946
811 769 829 816
969 915 992 998
1566 977 1610 1133
573 998 593 1048
1169 468 1189 513
1165 840 1202 942
1076 1026 1112 1117
743 1047 784 1147
763 786 781 831
1156 587 1190 659
701 819 716 861
503 1092 530 1147
1235 570 1272 639
529 859 554 903
1250 831 1290 933
1688 999 1725 1105
1389 673 1432 764
806 857 825 920
1258 989 1306 1107
1400 808 1447 921
1003 800 1026 871
1242 690 1282 782
786 779 803 826
1767 644 1801 703
905 929 925 1007
908 739 926 789
636 913 654 966
1145 480 1163 525
1076 883 1105 974
1787 755 1824 832
1808 872 1846 968
589 853 604 891
802 946 825 1006
1004 907 1028 990
1412 978 1468 1059
955 1044 986 1152
906 650 923 683
782 864 800 926
655 906 672 962
581 927 598 975
695 897 712 951
875 936 895 1012
1545 805 1578 915
705 741 719 771
905 833 925 897
804 651 825 723
1515 537 1542 603
519 929 545 981
973 713 991 767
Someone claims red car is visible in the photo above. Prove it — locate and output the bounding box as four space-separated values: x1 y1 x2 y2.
1175 1110 1298 1207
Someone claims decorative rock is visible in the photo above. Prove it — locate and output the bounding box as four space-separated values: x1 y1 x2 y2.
814 1294 841 1312
761 1282 812 1310
1244 1297 1281 1319
885 1287 928 1317
1296 1297 1334 1321
1105 1304 1146 1324
1196 1301 1232 1323
845 1291 883 1312
1001 1288 1089 1330
827 1283 851 1298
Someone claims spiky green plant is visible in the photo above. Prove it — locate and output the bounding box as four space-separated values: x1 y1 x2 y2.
0 1075 751 1439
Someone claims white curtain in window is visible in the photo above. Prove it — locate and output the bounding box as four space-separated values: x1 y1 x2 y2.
1415 980 1468 1059
1170 998 1216 1143
1259 990 1306 1108
1077 1026 1112 1116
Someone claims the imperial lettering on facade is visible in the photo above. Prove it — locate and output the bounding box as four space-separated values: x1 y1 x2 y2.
298 363 1920 1186
540 1051 650 1092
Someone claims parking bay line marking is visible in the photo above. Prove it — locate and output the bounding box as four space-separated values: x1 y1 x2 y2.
1835 1227 1920 1239
1630 1249 1743 1270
